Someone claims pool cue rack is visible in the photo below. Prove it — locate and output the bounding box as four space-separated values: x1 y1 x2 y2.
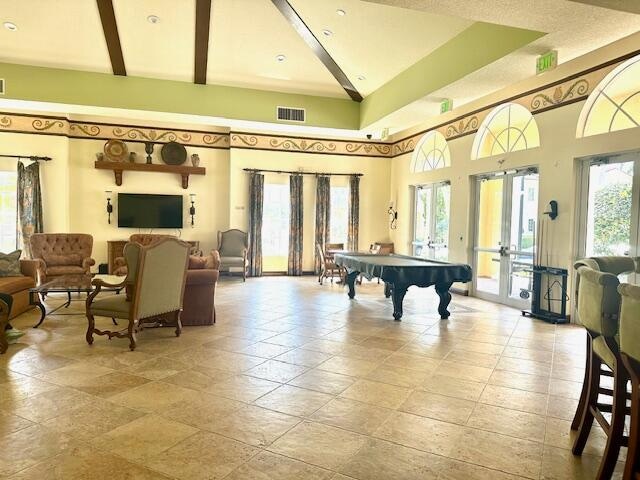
522 266 569 324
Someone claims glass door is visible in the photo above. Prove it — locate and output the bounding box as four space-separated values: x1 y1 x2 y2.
473 169 539 308
412 182 450 261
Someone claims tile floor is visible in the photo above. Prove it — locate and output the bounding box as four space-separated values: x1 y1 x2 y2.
0 276 626 479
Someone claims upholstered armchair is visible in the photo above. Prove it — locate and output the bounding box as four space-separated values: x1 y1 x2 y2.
86 238 190 351
217 229 248 281
29 233 95 284
113 234 202 275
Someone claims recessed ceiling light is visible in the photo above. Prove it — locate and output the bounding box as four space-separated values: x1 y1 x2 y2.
357 75 366 81
322 29 332 37
276 54 286 62
3 22 17 32
147 15 160 24
336 9 346 16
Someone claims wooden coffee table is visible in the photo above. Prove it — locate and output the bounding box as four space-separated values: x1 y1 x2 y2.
29 274 123 328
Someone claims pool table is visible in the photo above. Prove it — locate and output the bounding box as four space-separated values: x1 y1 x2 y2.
334 253 472 321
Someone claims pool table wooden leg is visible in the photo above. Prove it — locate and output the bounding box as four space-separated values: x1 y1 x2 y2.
392 284 408 321
345 271 359 299
435 282 453 319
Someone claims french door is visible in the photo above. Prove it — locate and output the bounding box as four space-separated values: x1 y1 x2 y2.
576 151 640 281
473 168 539 308
412 182 450 261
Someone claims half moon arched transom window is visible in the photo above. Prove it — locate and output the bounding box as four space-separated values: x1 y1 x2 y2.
410 131 450 172
471 103 540 160
577 54 640 138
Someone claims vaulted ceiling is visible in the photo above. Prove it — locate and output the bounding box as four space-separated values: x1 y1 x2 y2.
0 0 639 133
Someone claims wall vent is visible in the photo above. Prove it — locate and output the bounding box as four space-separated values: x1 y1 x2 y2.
0 79 5 95
277 106 305 123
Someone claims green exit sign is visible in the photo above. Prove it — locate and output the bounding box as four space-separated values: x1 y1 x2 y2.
440 98 453 114
536 50 558 74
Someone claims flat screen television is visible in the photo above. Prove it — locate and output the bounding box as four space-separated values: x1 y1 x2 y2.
118 193 183 229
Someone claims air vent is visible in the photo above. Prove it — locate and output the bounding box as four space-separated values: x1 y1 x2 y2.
0 79 4 95
277 106 305 123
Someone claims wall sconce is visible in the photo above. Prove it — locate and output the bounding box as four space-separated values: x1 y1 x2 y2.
105 191 113 224
543 200 558 220
388 201 398 230
189 193 196 227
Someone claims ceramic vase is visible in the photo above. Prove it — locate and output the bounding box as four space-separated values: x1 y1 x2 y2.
191 154 200 167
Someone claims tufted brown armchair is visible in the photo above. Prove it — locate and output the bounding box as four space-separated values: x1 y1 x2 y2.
29 233 95 284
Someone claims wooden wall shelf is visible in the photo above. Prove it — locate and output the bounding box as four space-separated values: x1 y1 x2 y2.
95 161 206 189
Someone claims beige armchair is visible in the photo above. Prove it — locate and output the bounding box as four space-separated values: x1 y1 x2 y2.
29 233 95 284
217 229 248 281
86 237 190 351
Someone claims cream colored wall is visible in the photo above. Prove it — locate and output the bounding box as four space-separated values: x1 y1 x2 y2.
390 100 640 294
0 132 70 234
67 139 230 266
228 148 392 272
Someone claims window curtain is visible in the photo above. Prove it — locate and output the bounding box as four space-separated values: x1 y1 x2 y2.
314 175 331 274
17 161 43 258
247 172 264 277
287 174 304 276
348 175 360 251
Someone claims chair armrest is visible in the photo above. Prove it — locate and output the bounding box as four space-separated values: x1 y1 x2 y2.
19 259 39 282
82 257 96 271
207 250 221 270
91 278 126 289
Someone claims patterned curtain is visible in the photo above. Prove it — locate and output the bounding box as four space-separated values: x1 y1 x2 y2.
247 172 264 277
17 161 43 258
287 174 304 276
314 175 331 274
348 175 360 251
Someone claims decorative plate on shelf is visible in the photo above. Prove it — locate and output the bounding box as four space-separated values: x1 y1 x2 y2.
103 139 128 162
161 141 187 165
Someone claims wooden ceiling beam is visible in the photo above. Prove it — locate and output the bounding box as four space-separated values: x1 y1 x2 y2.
194 0 212 84
271 0 363 102
96 0 126 76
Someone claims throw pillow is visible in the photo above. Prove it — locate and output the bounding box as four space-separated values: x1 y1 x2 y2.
0 250 22 277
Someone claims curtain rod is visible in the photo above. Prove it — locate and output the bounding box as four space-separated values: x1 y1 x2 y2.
0 154 52 161
243 168 362 177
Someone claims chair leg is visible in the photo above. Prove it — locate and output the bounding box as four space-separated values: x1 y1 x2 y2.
174 311 182 337
573 350 601 455
128 319 137 351
596 361 628 480
572 332 592 430
623 354 640 480
86 313 95 345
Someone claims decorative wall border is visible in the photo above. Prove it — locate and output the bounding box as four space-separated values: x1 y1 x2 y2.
0 48 636 159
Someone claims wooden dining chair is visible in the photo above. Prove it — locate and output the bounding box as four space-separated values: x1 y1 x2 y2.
316 244 343 285
0 293 11 354
618 283 640 480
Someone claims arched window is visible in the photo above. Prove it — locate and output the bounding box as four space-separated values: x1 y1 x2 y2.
577 54 640 138
410 131 450 172
471 103 540 160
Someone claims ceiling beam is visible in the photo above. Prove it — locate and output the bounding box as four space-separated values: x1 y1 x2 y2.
271 0 363 102
194 0 212 84
96 0 126 76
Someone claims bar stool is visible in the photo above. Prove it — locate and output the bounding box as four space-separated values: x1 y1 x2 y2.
618 283 640 480
572 266 628 480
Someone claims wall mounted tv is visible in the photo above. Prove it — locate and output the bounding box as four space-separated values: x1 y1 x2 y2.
118 193 183 229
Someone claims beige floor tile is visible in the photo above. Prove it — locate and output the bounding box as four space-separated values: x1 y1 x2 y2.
274 348 333 367
0 424 76 476
208 404 300 447
70 371 151 398
357 336 407 351
365 364 430 388
240 341 292 359
8 354 75 376
340 379 411 409
0 410 34 435
539 444 625 480
210 374 280 402
374 411 465 456
544 417 610 457
91 414 198 462
9 444 172 479
303 339 348 355
310 397 393 435
546 395 579 421
438 459 528 479
245 359 308 383
496 356 552 376
123 356 190 380
204 351 266 373
421 374 487 401
448 427 543 479
84 349 158 370
502 346 553 363
339 344 393 362
382 352 441 373
162 366 233 391
0 375 57 403
549 378 583 399
269 421 366 470
35 362 115 386
145 430 258 480
161 394 246 430
7 387 95 423
108 381 200 413
254 385 333 416
288 368 356 394
444 349 500 368
488 369 550 394
203 336 256 352
435 361 493 383
400 391 475 424
317 356 379 377
479 384 548 415
339 438 445 480
226 451 333 480
466 403 547 442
